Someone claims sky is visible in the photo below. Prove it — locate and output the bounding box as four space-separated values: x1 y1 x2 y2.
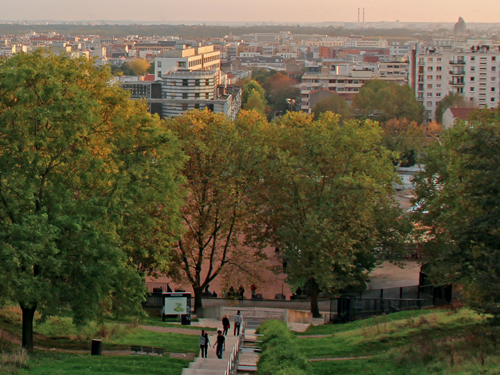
1 0 499 24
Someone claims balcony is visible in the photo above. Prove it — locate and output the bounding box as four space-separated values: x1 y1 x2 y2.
449 70 465 75
449 80 465 86
449 60 466 65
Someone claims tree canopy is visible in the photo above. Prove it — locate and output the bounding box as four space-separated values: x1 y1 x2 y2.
412 109 500 319
312 94 352 121
0 52 184 351
164 109 270 312
257 112 403 316
241 80 266 108
352 80 425 123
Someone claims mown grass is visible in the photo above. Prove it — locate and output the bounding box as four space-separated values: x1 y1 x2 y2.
299 308 500 374
0 306 199 374
14 352 190 375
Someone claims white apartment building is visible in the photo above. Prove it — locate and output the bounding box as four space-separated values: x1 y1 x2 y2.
344 39 389 48
300 66 407 113
154 45 221 78
411 45 500 121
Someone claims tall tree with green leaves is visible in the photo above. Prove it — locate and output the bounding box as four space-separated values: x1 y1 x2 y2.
258 113 403 316
412 109 500 319
242 79 266 107
244 88 267 114
352 80 425 123
0 52 184 351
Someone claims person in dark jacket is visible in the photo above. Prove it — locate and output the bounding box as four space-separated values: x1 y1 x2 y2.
214 330 225 359
222 315 230 336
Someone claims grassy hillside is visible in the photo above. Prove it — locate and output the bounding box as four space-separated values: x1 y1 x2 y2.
298 308 500 374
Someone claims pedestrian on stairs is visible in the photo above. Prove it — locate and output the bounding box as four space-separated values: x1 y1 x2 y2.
222 314 230 335
234 310 243 336
215 330 225 359
199 330 210 358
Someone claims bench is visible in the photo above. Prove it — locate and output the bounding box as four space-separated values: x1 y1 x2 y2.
130 346 164 356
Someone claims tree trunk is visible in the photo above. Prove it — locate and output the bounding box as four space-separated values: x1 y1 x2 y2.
194 287 204 316
309 278 321 318
21 303 37 353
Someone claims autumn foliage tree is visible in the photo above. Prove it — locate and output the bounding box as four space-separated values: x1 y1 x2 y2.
164 110 270 312
0 52 184 351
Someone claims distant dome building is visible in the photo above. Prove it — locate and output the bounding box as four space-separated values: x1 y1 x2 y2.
454 17 467 37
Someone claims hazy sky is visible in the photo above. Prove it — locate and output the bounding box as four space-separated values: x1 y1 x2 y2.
1 0 498 24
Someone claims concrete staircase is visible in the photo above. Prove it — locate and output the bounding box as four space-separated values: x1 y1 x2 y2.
181 333 240 375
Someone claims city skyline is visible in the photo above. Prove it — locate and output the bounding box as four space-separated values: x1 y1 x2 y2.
1 0 499 24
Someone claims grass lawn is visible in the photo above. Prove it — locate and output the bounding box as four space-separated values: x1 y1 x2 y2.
16 352 190 375
296 308 500 374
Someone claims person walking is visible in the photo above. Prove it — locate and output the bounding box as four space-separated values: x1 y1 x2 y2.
199 329 210 358
234 310 243 336
222 314 230 336
214 330 225 359
238 285 245 301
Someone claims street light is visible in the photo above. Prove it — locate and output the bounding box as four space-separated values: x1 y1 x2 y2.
286 98 296 112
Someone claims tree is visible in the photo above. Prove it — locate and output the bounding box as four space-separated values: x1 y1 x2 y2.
244 89 267 114
242 80 266 107
434 93 470 124
380 118 426 167
312 94 352 121
0 52 184 351
352 80 425 123
263 72 300 116
258 112 403 317
129 58 150 76
412 110 500 319
164 109 270 313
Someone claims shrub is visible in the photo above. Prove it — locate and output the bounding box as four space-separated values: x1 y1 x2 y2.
257 320 310 375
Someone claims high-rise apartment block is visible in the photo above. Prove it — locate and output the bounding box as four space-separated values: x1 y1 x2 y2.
410 44 500 121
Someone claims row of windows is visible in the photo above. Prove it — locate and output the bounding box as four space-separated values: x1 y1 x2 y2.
166 93 211 99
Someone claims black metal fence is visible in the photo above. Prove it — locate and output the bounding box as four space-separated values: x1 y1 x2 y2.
328 284 453 323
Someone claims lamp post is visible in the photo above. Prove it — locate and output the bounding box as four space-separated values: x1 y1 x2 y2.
286 98 296 112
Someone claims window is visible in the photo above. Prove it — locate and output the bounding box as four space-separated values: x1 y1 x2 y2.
492 97 496 102
195 79 200 86
427 66 433 71
436 93 442 97
194 103 200 109
470 87 475 91
427 93 433 97
493 56 497 61
427 84 433 89
493 67 497 72
493 77 497 81
471 66 476 72
427 75 433 80
436 75 442 80
471 56 475 61
492 87 496 92
437 66 442 71
205 93 209 99
157 61 162 68
182 93 188 99
157 71 162 77
206 80 210 86
182 103 188 110
183 79 188 86
470 77 475 82
428 57 433 62
436 84 442 88
195 93 200 99
427 101 433 106
437 58 442 62
177 61 186 68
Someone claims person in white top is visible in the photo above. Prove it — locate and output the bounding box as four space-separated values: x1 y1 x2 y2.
234 310 243 336
199 329 211 358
